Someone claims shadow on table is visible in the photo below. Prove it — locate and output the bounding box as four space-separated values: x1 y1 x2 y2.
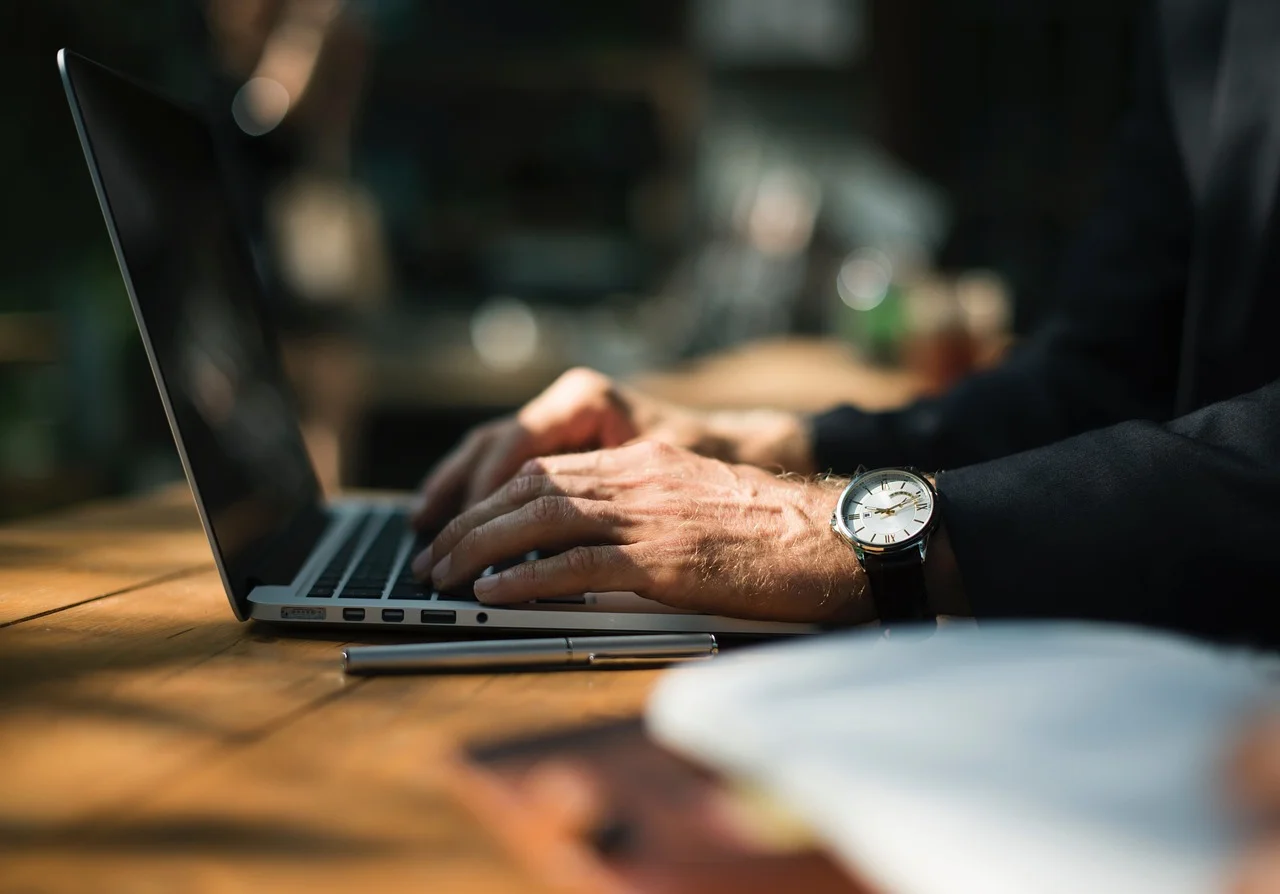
0 618 336 736
0 817 396 858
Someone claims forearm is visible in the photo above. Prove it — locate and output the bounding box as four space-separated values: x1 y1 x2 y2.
934 378 1280 645
810 329 1178 476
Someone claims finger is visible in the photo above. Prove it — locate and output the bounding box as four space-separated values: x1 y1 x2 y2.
416 473 614 577
456 370 632 510
412 425 500 529
520 367 631 446
463 424 537 509
472 545 647 605
434 497 625 589
522 441 679 479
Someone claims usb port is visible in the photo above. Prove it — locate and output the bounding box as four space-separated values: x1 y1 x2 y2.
420 609 457 625
381 608 405 623
342 607 365 622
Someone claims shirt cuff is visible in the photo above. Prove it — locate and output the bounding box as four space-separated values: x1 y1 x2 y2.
811 405 901 475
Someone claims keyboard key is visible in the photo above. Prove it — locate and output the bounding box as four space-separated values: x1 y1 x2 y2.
437 586 479 604
337 512 407 597
306 510 377 598
389 583 432 600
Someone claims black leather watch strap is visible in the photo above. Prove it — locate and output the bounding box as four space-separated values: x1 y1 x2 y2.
862 552 933 625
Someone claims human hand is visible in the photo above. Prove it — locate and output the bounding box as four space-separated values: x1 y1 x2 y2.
411 367 814 529
413 440 866 623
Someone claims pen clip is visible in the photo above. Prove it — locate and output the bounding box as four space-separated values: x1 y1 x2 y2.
585 652 714 666
567 634 718 666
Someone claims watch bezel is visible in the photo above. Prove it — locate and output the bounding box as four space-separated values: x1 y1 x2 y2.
831 468 938 557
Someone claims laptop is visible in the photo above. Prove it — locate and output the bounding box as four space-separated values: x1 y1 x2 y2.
58 49 807 636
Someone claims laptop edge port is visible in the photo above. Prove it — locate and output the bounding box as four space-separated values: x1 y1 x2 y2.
342 607 365 622
281 606 326 621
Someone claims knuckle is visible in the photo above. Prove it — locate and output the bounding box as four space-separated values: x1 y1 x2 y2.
452 527 484 563
435 516 465 550
509 559 539 585
636 439 674 458
563 546 602 577
560 366 607 391
507 472 544 501
516 458 546 479
526 495 567 525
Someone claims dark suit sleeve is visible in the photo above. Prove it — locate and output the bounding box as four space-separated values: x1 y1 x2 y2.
937 378 1280 644
812 22 1193 475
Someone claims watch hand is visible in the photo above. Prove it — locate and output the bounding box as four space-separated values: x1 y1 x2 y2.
872 499 912 516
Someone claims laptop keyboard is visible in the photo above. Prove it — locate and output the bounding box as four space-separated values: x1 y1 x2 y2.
339 512 408 598
306 509 478 603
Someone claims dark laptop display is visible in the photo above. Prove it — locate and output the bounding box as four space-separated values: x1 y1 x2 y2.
61 51 327 617
60 49 807 636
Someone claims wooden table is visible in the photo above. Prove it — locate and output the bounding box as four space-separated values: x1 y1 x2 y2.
0 487 661 893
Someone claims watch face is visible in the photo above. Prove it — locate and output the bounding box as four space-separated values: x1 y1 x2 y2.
839 469 935 549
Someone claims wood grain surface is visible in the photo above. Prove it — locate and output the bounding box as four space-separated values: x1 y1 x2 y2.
0 487 663 893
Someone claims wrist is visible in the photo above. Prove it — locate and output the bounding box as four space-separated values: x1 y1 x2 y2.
823 470 967 625
704 410 816 475
803 479 874 624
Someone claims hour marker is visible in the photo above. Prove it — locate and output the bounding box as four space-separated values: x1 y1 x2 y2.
869 533 878 542
853 513 862 520
881 481 889 491
903 530 910 537
855 526 865 534
884 534 896 543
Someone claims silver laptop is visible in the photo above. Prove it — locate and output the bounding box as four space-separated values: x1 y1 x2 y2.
59 49 807 636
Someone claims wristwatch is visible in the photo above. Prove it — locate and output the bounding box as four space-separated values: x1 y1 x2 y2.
830 468 938 628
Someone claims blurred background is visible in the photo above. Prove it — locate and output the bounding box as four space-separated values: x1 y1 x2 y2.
1 0 1143 519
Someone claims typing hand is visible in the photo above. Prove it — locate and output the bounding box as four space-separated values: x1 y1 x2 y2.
411 367 813 530
412 441 864 624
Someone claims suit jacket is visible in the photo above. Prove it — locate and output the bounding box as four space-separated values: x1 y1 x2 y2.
811 0 1280 644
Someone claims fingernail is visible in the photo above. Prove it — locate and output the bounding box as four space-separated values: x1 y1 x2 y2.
411 547 433 579
431 554 452 586
473 574 500 601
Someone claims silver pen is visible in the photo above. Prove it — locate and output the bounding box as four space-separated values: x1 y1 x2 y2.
342 633 719 675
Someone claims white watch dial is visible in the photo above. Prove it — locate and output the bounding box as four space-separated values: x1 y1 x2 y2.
841 469 934 548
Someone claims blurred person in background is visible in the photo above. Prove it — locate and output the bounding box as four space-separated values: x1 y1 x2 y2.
409 0 1280 647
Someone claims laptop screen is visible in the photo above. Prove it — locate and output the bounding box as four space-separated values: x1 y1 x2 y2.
61 51 328 618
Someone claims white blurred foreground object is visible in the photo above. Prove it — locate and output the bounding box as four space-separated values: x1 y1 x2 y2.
646 623 1277 894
